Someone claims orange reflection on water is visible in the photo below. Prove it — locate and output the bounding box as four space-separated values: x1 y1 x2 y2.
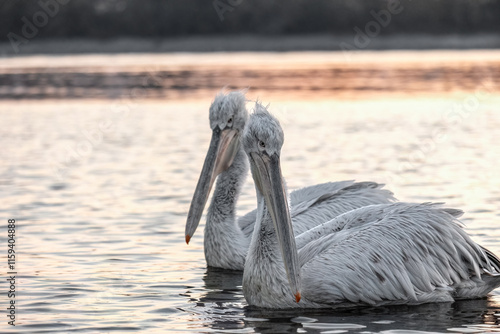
1 51 500 332
0 50 498 100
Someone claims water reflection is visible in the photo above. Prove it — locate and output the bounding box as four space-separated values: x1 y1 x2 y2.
1 51 500 333
184 268 247 332
202 268 244 301
0 51 498 100
186 267 500 333
247 298 500 333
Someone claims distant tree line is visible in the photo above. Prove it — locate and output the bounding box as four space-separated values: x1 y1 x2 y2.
2 0 499 41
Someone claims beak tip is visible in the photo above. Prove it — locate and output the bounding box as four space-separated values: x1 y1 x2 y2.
295 292 301 303
186 235 191 244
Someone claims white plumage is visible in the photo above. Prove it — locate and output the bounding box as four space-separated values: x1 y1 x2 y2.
241 103 500 309
185 91 395 270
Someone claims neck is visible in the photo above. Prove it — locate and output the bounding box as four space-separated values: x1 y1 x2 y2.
248 191 280 257
204 146 250 270
243 187 294 308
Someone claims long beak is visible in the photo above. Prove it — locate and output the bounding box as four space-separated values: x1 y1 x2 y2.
185 128 240 244
249 152 301 303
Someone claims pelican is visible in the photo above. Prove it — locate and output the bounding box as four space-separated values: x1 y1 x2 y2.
242 103 500 308
185 90 396 270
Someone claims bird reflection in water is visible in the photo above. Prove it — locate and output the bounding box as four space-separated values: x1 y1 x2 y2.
188 267 500 333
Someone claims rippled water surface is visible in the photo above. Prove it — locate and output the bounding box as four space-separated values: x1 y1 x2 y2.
1 51 500 333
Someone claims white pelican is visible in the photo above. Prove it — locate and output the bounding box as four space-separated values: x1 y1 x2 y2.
186 90 396 270
242 103 500 308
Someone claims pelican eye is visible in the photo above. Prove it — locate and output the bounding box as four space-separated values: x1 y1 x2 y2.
227 117 233 125
258 140 265 149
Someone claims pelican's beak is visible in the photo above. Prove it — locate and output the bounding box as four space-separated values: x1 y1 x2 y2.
185 127 240 244
248 152 301 303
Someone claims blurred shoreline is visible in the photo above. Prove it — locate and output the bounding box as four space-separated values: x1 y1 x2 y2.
0 49 498 101
1 34 500 56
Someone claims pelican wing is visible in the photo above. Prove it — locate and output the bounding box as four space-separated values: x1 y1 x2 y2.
290 181 396 235
299 203 499 306
239 181 355 236
289 180 356 205
296 203 462 250
479 245 500 273
239 181 396 238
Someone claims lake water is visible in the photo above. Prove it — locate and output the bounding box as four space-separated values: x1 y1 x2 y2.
1 51 500 333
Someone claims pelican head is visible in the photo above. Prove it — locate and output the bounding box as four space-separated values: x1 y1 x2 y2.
242 102 302 303
185 90 248 244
